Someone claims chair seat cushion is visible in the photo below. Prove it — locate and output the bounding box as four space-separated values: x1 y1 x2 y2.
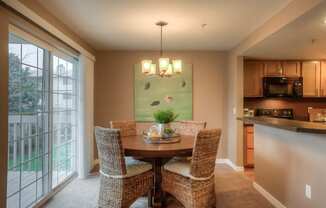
124 157 152 177
173 156 192 161
164 158 214 180
163 158 191 178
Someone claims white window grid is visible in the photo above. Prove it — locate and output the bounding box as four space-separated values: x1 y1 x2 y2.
7 33 79 208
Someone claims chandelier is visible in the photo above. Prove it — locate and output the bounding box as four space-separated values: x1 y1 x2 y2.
141 21 182 77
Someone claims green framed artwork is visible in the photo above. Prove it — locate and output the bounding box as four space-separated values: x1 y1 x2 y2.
134 63 193 121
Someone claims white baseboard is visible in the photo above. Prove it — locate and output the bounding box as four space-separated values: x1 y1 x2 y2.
216 158 244 172
253 182 287 208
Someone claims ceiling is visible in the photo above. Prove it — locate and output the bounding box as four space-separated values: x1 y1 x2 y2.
244 1 326 59
37 0 292 51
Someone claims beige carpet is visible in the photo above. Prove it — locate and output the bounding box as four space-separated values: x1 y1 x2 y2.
44 164 273 208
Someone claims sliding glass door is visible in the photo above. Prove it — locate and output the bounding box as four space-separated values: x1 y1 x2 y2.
7 33 78 208
52 55 78 188
7 33 50 208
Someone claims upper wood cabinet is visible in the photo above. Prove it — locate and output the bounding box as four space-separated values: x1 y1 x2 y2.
264 61 283 76
244 61 264 97
283 61 301 77
244 59 325 98
321 61 326 97
302 61 321 97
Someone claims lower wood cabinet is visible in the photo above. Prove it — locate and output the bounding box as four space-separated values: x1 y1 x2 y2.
246 149 254 166
244 124 254 167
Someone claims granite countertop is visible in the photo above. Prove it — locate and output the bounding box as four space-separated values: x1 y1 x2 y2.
238 117 326 134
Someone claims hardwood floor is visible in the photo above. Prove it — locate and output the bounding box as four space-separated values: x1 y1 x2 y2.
44 164 272 208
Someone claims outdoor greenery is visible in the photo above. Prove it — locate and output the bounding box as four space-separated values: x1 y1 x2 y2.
8 52 43 171
153 109 178 124
9 53 40 114
8 144 72 171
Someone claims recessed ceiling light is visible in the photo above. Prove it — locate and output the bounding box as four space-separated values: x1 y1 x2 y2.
324 19 326 24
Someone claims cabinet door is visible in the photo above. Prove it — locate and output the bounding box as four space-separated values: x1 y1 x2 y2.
247 149 254 166
264 61 283 76
302 61 320 97
283 61 301 77
244 62 264 97
247 131 254 149
321 62 326 97
244 125 254 167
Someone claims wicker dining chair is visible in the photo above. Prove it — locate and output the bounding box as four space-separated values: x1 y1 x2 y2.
110 120 137 137
171 120 207 136
95 127 154 208
171 120 207 161
162 129 221 208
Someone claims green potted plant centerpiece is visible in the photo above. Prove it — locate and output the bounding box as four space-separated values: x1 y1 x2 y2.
153 109 178 138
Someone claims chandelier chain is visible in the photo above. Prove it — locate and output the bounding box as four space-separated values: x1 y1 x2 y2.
160 24 163 57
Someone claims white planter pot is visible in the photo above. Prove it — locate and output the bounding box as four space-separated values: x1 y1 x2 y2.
156 123 170 136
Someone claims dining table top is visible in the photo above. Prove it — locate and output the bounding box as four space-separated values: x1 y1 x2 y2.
121 134 195 158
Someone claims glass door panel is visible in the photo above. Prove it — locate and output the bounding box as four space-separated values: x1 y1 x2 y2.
51 55 77 188
7 33 50 208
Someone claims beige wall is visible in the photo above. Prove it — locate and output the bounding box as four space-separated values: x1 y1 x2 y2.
226 54 244 165
0 6 9 208
94 51 228 158
255 125 326 208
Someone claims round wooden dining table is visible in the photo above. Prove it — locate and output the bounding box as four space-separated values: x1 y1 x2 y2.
121 135 195 207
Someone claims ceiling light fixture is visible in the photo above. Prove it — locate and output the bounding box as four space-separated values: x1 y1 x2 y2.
141 21 182 77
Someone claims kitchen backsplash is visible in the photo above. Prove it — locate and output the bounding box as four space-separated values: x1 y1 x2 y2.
244 97 326 121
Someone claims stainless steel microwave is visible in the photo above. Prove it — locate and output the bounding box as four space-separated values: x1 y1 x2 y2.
263 77 303 98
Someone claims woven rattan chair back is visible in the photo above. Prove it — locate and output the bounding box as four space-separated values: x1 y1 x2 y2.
190 129 221 178
110 120 137 137
171 120 207 136
136 122 154 135
95 126 127 176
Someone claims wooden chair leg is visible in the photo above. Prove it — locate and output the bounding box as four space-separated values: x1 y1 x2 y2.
148 189 153 208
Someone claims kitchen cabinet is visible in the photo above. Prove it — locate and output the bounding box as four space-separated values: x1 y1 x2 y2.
264 61 283 76
302 61 321 97
244 61 264 97
244 59 325 98
283 61 301 77
321 61 326 97
244 125 254 167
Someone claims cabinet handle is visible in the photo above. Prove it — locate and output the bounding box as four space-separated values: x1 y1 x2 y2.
316 89 319 96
